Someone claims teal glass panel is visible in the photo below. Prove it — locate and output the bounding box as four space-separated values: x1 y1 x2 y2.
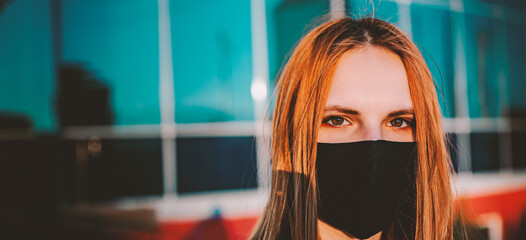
170 0 254 123
266 0 330 82
62 0 161 125
347 0 399 23
506 21 526 116
263 0 329 117
411 5 455 118
0 0 55 131
464 14 502 118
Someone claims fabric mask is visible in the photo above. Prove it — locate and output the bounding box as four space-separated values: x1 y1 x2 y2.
316 140 417 239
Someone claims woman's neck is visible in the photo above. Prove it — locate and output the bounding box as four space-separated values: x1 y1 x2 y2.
318 219 382 240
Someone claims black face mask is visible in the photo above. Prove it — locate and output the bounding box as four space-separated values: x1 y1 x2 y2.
316 140 417 239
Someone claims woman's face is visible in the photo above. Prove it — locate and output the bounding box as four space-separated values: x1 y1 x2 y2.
318 46 415 143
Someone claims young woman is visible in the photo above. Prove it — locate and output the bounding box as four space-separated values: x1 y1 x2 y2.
250 17 454 240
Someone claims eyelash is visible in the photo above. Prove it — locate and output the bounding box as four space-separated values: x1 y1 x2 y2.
322 116 351 127
322 116 415 128
387 118 414 129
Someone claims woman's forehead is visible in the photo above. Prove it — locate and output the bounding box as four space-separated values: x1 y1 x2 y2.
326 46 413 113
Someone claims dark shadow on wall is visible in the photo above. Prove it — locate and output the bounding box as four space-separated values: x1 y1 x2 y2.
0 0 13 14
0 112 32 130
56 63 113 127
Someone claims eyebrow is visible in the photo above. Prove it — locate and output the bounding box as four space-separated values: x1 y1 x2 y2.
323 105 414 117
387 109 415 117
324 105 360 115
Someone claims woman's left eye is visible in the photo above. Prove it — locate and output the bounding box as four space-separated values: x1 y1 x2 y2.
387 118 412 128
322 116 351 127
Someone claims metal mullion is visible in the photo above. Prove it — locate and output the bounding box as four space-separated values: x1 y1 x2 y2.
158 0 177 196
450 0 472 172
251 0 271 193
330 0 346 20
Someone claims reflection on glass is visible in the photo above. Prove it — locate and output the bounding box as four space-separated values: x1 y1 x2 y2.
62 0 161 125
171 0 254 123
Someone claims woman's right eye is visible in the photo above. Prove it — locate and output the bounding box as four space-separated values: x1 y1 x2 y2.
323 116 351 127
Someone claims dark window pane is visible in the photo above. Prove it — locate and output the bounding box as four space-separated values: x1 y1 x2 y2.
511 131 526 169
176 136 258 193
0 137 70 214
87 138 164 202
470 132 500 171
0 136 75 237
446 133 459 173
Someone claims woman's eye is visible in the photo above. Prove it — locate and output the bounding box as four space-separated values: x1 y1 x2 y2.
388 118 412 128
323 117 351 127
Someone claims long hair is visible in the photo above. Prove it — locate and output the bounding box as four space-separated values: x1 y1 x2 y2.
250 17 454 240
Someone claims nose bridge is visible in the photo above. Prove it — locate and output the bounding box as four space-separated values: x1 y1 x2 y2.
362 121 382 141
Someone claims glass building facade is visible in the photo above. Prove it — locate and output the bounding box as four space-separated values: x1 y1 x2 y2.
0 0 525 201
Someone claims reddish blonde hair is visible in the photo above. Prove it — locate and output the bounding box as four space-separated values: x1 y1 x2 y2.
251 17 454 240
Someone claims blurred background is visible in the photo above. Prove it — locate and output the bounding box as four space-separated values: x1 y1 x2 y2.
0 0 525 239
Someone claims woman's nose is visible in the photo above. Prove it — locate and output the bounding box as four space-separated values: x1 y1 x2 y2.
362 124 383 141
